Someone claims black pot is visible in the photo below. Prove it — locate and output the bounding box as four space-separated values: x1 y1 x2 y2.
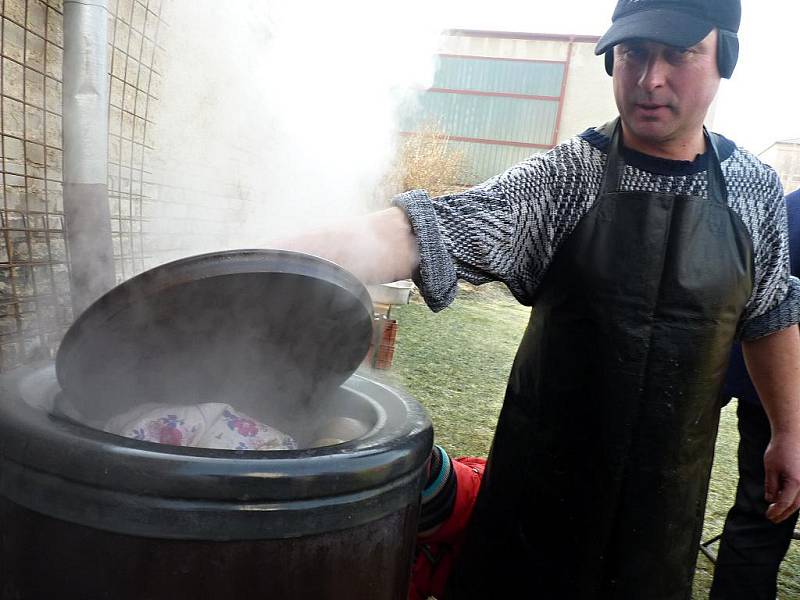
0 364 431 599
0 250 433 599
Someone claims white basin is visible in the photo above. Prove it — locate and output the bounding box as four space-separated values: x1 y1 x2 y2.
366 280 414 305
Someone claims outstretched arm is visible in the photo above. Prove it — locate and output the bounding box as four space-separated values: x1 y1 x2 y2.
268 207 419 284
742 324 800 523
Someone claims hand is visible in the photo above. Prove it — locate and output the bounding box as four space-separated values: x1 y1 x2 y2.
764 432 800 523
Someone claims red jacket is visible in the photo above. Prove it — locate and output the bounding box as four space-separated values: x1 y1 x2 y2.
409 456 486 600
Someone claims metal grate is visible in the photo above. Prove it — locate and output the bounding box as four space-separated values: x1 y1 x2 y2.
1 0 70 370
107 0 165 282
0 0 168 371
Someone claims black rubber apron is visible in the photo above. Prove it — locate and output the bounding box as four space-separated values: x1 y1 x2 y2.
447 121 754 599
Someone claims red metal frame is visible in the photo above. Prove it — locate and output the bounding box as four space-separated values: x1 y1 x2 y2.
444 29 601 44
409 31 594 162
551 40 574 145
427 87 561 102
436 52 566 65
399 131 551 150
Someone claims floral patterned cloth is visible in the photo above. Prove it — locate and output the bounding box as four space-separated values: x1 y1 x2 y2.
104 403 297 450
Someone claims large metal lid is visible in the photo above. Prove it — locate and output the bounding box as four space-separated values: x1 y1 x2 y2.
56 250 374 423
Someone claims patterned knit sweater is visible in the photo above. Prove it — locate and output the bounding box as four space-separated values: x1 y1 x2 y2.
394 125 800 341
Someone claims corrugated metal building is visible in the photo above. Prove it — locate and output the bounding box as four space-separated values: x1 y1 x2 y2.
401 29 618 185
760 139 800 195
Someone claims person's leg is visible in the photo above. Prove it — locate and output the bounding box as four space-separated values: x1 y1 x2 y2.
710 401 799 599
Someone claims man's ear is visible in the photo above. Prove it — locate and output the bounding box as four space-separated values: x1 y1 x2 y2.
605 50 614 76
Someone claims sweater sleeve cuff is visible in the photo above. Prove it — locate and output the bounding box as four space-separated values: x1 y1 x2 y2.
740 276 800 341
392 190 458 312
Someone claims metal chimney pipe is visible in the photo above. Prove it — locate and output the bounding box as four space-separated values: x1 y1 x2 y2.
62 0 115 317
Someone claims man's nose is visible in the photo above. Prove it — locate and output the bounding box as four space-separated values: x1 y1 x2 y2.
637 55 668 91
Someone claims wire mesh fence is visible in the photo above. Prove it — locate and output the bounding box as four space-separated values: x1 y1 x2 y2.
0 0 168 371
107 0 165 282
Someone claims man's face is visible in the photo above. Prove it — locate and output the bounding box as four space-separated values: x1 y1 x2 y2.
612 29 721 150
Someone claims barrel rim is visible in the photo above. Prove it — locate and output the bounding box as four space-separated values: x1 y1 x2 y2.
0 365 433 502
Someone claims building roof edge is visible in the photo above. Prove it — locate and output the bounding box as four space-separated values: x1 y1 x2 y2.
444 28 602 43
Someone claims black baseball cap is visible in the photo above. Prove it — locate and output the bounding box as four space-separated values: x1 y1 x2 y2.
595 0 742 55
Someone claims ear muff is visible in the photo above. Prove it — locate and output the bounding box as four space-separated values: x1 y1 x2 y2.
605 50 614 76
717 29 739 79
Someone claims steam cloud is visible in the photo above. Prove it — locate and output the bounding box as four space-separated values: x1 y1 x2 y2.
60 2 454 448
145 0 450 262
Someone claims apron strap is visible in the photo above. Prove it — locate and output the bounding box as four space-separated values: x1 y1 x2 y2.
600 118 624 196
705 129 728 205
600 118 729 205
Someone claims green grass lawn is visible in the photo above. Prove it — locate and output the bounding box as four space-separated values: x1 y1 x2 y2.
388 283 800 599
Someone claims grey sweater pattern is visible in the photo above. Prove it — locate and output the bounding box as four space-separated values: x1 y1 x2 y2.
394 128 800 341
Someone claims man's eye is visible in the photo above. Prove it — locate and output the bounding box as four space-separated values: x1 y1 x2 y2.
666 48 692 63
621 47 646 60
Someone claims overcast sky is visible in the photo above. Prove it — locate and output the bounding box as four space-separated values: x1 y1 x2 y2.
446 0 800 154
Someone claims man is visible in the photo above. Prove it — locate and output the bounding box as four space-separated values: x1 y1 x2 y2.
710 188 800 600
279 1 800 597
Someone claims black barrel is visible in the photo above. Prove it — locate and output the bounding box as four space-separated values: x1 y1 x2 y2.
0 364 432 599
0 250 433 599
